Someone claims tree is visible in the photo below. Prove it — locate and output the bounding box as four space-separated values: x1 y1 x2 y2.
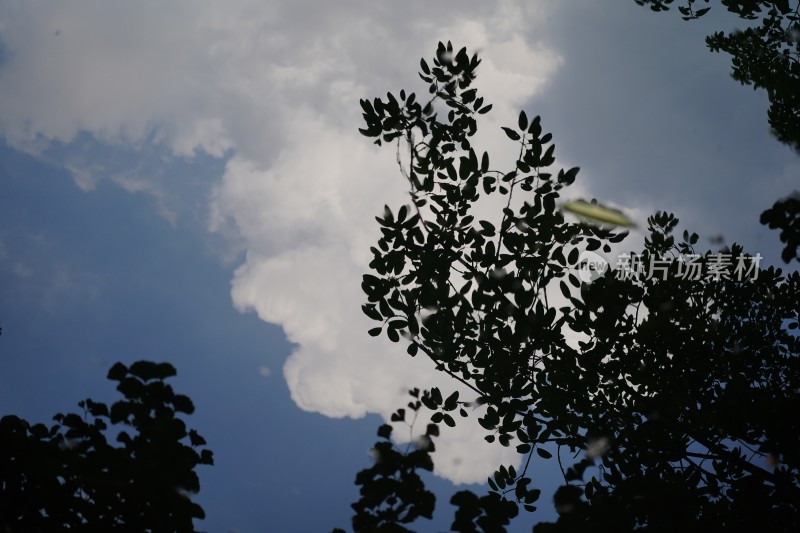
636 0 800 151
0 360 214 532
333 42 800 532
761 192 800 263
633 0 800 261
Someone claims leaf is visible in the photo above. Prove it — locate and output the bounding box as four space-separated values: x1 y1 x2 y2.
359 98 373 114
559 280 570 298
431 387 443 405
443 391 460 411
501 127 521 141
420 58 430 74
362 305 382 321
173 394 195 414
479 220 496 236
562 199 636 227
188 429 207 447
397 205 408 223
536 447 553 459
388 319 407 330
107 362 128 381
199 449 214 466
544 194 555 214
377 424 392 439
558 167 579 185
518 111 528 131
479 416 497 431
568 247 579 265
130 360 174 381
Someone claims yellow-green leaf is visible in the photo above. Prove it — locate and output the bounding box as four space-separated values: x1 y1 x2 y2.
561 199 636 227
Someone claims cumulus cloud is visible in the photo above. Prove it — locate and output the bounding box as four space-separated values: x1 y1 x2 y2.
207 15 564 483
0 0 565 483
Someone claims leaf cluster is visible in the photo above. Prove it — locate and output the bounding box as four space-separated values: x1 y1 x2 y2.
343 43 800 532
760 189 800 263
633 0 800 262
336 389 438 533
0 361 213 532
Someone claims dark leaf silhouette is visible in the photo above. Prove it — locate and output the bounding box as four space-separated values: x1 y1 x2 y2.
0 361 213 532
632 0 800 261
336 42 800 532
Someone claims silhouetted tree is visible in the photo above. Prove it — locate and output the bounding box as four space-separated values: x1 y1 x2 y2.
636 0 799 150
334 42 800 532
0 361 213 532
634 0 800 261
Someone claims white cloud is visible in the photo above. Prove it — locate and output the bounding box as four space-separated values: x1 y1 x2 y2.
1 0 796 491
0 0 564 483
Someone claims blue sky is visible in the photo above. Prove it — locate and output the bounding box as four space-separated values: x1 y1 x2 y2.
0 1 798 532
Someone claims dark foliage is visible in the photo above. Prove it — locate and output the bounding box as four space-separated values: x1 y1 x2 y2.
633 0 800 261
761 192 800 262
334 42 800 532
635 0 800 150
0 361 213 532
342 389 438 533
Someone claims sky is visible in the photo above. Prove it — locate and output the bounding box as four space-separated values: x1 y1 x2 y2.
0 1 798 532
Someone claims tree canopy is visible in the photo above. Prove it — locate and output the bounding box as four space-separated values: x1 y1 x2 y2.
334 41 800 532
635 0 799 152
634 0 800 263
0 360 213 532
